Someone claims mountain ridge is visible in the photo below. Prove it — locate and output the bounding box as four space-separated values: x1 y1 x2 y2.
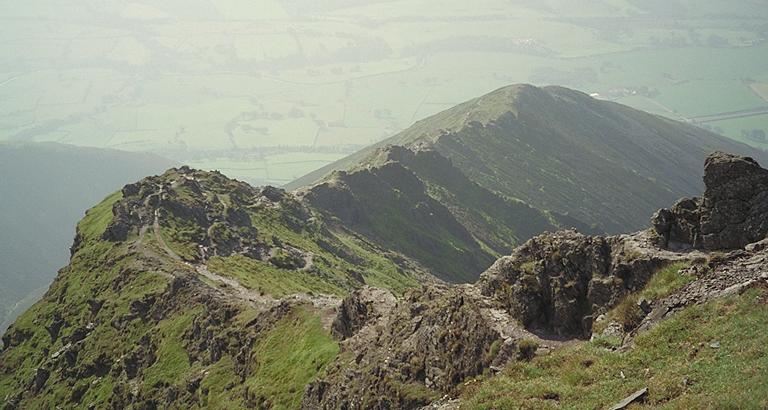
2 150 767 409
287 84 767 234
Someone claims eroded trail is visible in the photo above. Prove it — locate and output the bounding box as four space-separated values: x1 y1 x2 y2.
142 182 340 326
149 201 277 310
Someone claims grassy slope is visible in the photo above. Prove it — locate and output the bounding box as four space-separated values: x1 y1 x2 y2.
304 145 568 284
194 306 339 410
310 163 497 283
287 84 767 233
594 262 694 334
246 307 339 409
461 284 768 409
0 184 347 409
0 192 161 406
153 168 419 297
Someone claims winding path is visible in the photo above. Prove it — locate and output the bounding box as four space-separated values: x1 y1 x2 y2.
138 181 340 325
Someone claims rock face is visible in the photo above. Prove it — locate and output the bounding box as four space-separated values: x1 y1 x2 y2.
331 287 397 340
653 152 768 250
304 286 502 409
302 226 684 409
478 230 667 338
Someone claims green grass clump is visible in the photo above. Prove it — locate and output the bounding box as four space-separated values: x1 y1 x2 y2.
640 262 695 301
142 307 203 388
519 261 537 274
77 190 122 242
333 233 418 295
159 213 205 261
598 262 694 333
245 306 339 409
461 287 768 409
517 339 539 361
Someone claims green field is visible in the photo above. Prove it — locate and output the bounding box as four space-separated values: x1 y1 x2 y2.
1 0 767 185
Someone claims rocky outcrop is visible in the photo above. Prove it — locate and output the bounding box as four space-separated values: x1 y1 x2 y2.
478 230 670 338
635 245 768 336
330 287 396 340
97 168 326 272
653 152 768 250
304 286 502 409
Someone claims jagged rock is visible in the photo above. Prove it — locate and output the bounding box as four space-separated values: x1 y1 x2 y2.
637 298 652 314
87 299 104 316
78 353 112 379
268 247 307 270
653 152 768 250
331 287 397 340
45 313 66 342
122 335 157 379
101 200 143 242
68 325 91 344
1 327 32 349
259 186 286 202
596 321 624 340
651 198 701 249
122 182 142 197
129 295 155 319
478 230 665 337
69 383 89 404
29 367 50 394
224 207 252 227
303 286 502 410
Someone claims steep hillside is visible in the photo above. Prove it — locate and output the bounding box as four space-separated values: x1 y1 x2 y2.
0 142 175 333
300 145 589 282
302 152 768 409
2 149 767 409
0 167 424 409
288 84 767 233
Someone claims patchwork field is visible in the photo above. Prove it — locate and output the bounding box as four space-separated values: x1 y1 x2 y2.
1 0 767 185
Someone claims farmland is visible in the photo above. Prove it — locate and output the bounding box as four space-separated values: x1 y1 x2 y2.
1 0 767 185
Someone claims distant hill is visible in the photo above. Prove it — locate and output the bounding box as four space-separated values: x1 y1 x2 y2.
0 143 175 332
288 84 768 234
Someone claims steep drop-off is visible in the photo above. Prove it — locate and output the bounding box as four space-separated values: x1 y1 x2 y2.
0 167 425 409
300 145 587 282
0 142 175 333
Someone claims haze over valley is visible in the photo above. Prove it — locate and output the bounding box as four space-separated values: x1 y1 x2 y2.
2 0 767 185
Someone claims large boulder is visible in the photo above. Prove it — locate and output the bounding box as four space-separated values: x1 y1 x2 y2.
653 152 768 250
